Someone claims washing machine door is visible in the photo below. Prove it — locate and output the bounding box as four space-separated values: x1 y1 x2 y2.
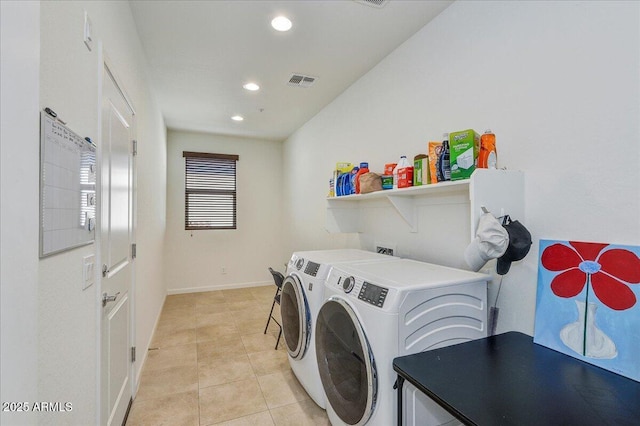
316 297 377 426
280 274 311 360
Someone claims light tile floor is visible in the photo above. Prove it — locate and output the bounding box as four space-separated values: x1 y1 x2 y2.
127 286 330 426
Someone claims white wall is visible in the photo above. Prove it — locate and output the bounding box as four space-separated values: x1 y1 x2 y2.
36 1 166 424
0 2 40 425
282 1 640 335
165 130 286 292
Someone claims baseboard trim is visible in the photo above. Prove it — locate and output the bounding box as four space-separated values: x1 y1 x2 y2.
132 293 165 397
166 280 272 295
121 397 132 426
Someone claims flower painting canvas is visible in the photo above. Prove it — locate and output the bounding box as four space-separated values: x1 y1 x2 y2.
534 240 640 382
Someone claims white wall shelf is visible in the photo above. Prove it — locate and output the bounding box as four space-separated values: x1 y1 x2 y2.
325 168 524 239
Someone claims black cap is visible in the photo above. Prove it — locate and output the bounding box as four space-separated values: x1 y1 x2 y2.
496 219 532 275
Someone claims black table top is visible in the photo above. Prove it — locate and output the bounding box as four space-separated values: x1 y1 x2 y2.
393 331 640 426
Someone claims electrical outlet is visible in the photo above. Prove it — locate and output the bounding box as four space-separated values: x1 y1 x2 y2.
376 246 394 256
376 241 396 256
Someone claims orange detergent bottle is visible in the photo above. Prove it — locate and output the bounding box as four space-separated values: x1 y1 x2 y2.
478 129 497 169
355 162 369 194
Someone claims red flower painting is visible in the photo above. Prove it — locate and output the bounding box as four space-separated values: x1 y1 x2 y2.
535 240 640 377
541 241 640 310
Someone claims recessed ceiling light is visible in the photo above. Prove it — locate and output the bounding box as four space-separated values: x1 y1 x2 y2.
231 115 244 121
271 16 292 32
243 82 260 91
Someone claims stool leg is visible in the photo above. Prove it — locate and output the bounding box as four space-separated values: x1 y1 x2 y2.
264 297 277 335
262 300 276 334
275 325 282 350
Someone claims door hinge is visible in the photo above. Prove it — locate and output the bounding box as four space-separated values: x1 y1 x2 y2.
131 243 137 259
132 139 137 156
131 346 136 363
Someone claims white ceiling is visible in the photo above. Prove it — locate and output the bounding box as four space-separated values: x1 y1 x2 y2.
129 0 452 141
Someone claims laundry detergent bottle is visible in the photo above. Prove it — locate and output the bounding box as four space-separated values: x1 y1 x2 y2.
392 156 410 189
478 129 497 169
348 166 359 195
355 162 369 194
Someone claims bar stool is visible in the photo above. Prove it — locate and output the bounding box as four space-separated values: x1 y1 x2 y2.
264 267 284 349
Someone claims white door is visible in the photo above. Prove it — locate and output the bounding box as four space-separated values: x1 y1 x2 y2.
100 62 136 426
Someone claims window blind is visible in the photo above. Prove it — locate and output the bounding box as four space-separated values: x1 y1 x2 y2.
183 151 239 230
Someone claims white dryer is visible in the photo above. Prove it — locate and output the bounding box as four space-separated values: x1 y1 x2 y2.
280 249 398 409
315 259 489 426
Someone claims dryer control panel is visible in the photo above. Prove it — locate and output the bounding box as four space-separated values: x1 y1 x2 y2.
358 282 388 308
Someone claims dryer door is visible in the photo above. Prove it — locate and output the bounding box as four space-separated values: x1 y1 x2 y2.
280 274 311 360
316 296 377 426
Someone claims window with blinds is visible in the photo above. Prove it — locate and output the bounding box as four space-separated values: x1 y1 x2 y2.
183 151 239 230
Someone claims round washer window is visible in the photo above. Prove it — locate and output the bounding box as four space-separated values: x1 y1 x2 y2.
280 275 309 359
315 298 376 425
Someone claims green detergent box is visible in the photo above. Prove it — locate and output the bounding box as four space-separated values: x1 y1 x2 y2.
449 129 480 181
413 154 429 186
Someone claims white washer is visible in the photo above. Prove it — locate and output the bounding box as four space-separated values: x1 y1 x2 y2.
280 249 398 409
315 259 489 426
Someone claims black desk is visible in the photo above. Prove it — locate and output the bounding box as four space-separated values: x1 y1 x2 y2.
393 331 640 425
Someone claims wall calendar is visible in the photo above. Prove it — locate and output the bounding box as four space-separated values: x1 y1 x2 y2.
39 110 96 257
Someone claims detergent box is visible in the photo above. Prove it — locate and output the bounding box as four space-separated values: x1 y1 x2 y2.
449 129 480 181
336 162 354 175
381 175 393 190
334 162 354 196
413 154 429 186
384 163 397 176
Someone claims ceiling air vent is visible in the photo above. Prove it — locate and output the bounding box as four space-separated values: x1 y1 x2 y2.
287 74 316 88
354 0 388 8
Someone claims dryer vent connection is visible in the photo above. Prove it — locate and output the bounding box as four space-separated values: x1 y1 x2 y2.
376 246 394 256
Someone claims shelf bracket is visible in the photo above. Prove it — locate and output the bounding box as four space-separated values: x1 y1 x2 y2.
387 195 418 233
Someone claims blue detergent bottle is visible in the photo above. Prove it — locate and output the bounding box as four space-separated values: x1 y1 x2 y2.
348 166 359 195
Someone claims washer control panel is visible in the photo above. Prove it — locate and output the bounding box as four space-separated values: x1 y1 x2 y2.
358 282 388 308
304 261 320 277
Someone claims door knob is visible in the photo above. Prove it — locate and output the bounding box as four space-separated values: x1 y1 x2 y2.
102 291 120 307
